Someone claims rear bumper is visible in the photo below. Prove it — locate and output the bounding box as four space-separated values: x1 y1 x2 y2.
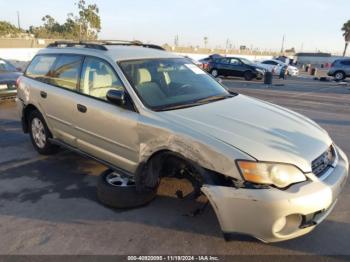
0 82 17 99
289 70 299 76
202 146 349 243
15 98 28 133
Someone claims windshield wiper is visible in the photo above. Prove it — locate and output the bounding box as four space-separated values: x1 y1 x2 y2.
155 94 235 111
194 94 234 104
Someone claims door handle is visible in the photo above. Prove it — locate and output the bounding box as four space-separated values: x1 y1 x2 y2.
40 91 47 98
77 104 87 113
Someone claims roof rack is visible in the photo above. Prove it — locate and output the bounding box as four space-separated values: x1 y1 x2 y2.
101 40 165 50
47 41 108 51
47 40 165 51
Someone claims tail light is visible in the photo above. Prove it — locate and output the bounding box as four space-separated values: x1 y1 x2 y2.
16 77 20 88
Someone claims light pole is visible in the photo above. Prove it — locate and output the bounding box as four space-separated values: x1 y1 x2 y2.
17 11 21 30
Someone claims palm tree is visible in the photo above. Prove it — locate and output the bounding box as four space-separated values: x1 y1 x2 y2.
341 20 350 56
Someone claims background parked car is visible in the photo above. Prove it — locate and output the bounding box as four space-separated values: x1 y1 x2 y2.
208 57 265 80
184 56 204 68
327 59 350 81
198 54 223 71
257 59 299 76
0 58 22 99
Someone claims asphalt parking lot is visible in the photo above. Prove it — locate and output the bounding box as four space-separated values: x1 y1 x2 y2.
0 76 349 256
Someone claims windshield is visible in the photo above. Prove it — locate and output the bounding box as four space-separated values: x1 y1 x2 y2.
240 58 254 65
119 58 234 111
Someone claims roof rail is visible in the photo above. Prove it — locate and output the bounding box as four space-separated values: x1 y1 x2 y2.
101 40 165 50
47 40 165 51
47 41 108 51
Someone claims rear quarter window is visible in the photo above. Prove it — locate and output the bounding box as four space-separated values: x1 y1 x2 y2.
25 55 58 83
25 54 83 91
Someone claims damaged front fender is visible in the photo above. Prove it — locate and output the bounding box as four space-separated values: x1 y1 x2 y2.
137 121 253 180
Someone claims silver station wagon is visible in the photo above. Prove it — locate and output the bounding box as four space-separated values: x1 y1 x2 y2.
16 41 348 243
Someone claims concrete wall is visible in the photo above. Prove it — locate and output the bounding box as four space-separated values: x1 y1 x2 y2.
0 38 57 48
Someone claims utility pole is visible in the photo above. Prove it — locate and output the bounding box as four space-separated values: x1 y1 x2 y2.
174 35 179 47
203 36 208 48
17 11 21 30
280 34 285 54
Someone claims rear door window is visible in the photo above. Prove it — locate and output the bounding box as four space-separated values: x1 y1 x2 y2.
217 58 230 64
50 55 83 90
230 58 241 65
25 55 58 84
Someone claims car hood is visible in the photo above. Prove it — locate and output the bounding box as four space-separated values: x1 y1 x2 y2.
162 95 332 172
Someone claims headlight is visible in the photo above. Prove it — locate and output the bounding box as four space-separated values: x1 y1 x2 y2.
236 161 306 188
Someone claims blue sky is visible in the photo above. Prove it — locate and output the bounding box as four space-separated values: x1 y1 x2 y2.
1 0 349 53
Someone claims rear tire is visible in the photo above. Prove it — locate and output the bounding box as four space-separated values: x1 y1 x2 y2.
28 110 59 155
97 169 158 209
334 71 345 81
211 69 219 78
244 71 254 81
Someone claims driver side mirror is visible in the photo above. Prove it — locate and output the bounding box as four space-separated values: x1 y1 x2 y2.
106 89 125 106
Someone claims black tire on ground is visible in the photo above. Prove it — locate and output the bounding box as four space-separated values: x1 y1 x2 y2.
334 71 346 81
210 69 219 78
97 169 158 209
28 110 59 155
244 71 254 81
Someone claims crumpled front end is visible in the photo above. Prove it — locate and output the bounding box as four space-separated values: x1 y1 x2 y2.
201 146 349 243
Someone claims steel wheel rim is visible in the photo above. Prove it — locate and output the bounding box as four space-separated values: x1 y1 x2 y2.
106 172 136 187
212 70 218 77
31 118 46 148
335 73 343 80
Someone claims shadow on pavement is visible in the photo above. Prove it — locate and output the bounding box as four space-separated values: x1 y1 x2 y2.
0 152 223 239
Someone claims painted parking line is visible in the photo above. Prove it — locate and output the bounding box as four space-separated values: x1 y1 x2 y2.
0 155 48 172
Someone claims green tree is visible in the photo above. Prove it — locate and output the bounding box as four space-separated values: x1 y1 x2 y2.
76 0 101 40
342 20 350 56
29 0 101 40
0 21 23 37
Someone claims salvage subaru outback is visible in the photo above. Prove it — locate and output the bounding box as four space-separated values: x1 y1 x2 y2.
16 41 348 243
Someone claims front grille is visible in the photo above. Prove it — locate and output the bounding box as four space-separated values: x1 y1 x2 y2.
312 145 336 177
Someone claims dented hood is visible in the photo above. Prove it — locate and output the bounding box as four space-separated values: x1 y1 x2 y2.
162 95 332 172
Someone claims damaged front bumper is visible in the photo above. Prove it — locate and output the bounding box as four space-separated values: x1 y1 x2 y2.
201 147 349 243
